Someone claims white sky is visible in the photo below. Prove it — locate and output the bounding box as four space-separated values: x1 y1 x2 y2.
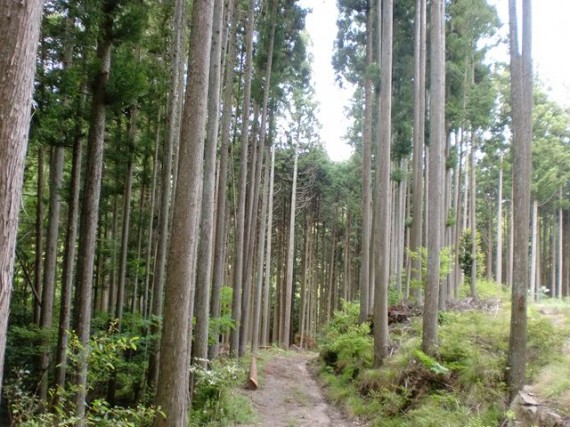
300 0 570 163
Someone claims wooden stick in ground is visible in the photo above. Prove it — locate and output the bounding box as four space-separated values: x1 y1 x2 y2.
248 356 258 389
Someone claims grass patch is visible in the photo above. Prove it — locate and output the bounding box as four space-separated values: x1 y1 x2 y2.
317 286 570 427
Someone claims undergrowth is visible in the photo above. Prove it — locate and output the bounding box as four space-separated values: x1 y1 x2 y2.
318 286 568 427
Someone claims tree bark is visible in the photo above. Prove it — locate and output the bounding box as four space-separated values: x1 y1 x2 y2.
507 0 532 400
230 0 255 356
359 0 374 322
0 0 43 398
72 2 115 419
39 144 64 400
373 0 393 367
153 0 214 424
282 145 299 348
422 0 445 356
410 0 426 304
193 0 225 368
209 0 237 361
148 0 186 387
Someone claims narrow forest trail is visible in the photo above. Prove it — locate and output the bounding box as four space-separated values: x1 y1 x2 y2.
239 352 359 427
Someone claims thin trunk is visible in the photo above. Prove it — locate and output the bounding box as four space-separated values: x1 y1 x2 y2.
261 145 276 346
39 144 64 400
507 0 532 400
530 199 538 301
55 134 83 388
34 147 45 325
72 3 115 418
422 0 445 356
360 0 374 322
282 146 299 348
470 141 477 299
410 0 426 304
148 0 186 387
230 0 256 356
209 0 237 361
496 154 504 283
373 0 393 367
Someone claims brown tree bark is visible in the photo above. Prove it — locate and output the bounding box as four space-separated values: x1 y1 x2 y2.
507 0 532 400
373 0 393 367
422 0 445 356
0 0 43 397
152 0 214 424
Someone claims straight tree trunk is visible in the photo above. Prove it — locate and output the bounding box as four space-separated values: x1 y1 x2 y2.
152 0 214 425
282 145 299 348
193 0 225 368
507 0 532 400
209 0 237 361
251 0 277 351
470 141 478 298
34 148 45 325
39 144 64 400
261 145 276 346
422 0 445 356
410 0 426 304
558 194 563 298
230 0 255 356
373 0 393 367
72 2 116 419
148 0 186 387
530 199 538 301
359 0 374 322
55 134 83 388
0 0 43 397
496 154 504 283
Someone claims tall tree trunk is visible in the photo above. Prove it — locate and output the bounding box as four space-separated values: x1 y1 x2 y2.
209 0 237 361
72 2 116 419
359 0 374 322
470 140 478 299
39 144 64 399
193 0 225 369
496 154 504 283
153 0 214 424
55 134 83 388
251 0 277 352
507 0 532 400
282 146 299 348
230 0 255 356
410 0 426 303
558 193 563 298
147 0 186 387
0 0 43 397
34 147 45 325
529 199 538 301
422 0 445 356
373 0 393 367
116 108 138 324
261 145 276 346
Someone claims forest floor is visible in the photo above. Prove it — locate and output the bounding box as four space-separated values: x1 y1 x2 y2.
239 351 361 427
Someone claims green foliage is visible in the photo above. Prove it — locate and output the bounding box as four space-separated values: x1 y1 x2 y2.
208 286 236 345
319 301 372 380
189 359 254 426
408 246 454 291
316 299 526 426
458 229 485 279
5 328 162 426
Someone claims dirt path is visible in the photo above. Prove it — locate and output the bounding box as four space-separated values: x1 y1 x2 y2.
239 352 357 427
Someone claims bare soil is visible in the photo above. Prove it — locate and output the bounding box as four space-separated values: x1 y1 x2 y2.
239 352 359 427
